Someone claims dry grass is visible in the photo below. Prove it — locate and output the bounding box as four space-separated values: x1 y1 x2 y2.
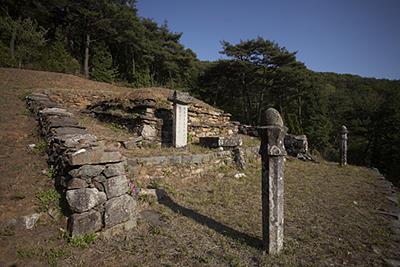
0 67 217 111
55 159 399 266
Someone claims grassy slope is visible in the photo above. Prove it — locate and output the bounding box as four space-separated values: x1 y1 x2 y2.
0 68 398 266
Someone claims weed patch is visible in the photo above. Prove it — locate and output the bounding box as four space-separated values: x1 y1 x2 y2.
47 165 56 179
106 122 127 133
17 90 32 101
67 233 97 249
33 140 48 155
17 246 68 266
11 192 26 200
36 188 60 212
0 225 15 236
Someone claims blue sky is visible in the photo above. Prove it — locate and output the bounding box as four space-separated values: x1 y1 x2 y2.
137 0 400 80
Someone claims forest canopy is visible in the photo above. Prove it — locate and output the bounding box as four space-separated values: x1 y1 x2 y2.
1 0 399 185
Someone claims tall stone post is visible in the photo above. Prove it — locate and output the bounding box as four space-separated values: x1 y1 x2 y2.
168 91 191 148
340 125 348 166
257 108 287 254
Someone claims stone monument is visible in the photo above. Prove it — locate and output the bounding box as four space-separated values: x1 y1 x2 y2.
257 108 287 254
168 91 191 148
340 125 348 166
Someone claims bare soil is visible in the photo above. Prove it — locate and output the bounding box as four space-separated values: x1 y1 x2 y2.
0 68 399 267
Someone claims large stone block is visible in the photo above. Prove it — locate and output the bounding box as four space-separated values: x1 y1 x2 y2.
93 174 107 192
39 107 73 117
284 134 308 156
45 116 80 129
69 165 105 181
66 188 106 213
67 148 124 166
61 134 97 149
104 175 128 199
104 194 136 228
168 90 192 105
68 210 102 236
103 162 126 178
199 136 242 148
50 127 87 136
140 124 157 139
67 178 88 189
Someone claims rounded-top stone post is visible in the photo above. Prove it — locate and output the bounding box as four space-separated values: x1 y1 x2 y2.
340 125 348 166
258 108 287 254
264 108 284 127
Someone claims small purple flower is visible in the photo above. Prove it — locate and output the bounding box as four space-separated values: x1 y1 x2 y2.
128 180 139 196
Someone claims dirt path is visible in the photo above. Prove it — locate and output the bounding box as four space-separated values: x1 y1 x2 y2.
0 74 57 265
0 79 48 222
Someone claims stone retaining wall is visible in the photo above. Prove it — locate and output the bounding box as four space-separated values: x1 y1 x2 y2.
127 146 259 180
26 93 137 236
87 99 239 145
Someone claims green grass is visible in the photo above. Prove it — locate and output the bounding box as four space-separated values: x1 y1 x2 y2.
241 135 260 147
67 233 97 249
33 139 48 155
47 165 56 179
17 246 68 266
106 122 128 133
36 188 60 212
17 90 32 101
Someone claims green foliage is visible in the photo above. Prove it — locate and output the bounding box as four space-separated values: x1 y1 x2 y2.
2 16 46 68
148 179 162 189
197 37 304 125
0 1 197 88
67 233 97 249
90 43 118 82
39 30 79 73
285 113 302 135
36 188 60 212
131 65 152 87
33 140 48 154
47 165 56 179
194 37 400 186
106 122 127 133
187 132 193 143
0 42 14 67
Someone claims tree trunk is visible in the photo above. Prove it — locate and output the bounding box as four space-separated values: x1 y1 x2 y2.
297 94 302 127
84 33 90 79
10 26 16 61
241 73 252 124
131 47 135 75
257 90 265 124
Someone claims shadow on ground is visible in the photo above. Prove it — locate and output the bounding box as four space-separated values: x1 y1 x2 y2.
157 189 262 249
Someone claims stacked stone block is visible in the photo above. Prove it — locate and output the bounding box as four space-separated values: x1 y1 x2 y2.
87 98 239 146
188 103 239 142
26 93 136 236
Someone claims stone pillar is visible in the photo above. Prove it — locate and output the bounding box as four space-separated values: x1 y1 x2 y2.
257 108 287 254
168 91 191 148
340 125 348 166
